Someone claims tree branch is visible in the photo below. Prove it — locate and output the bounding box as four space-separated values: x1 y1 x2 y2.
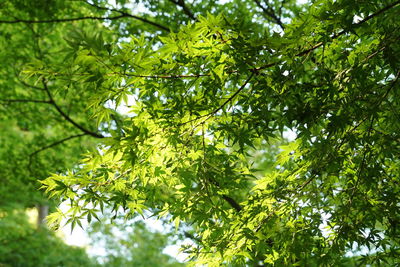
222 195 242 212
82 1 170 32
296 0 400 57
178 73 254 126
0 99 50 104
297 70 400 193
0 14 124 24
0 12 169 32
168 0 196 20
28 133 88 171
29 133 87 158
42 81 104 139
184 231 202 243
254 0 400 72
208 73 255 118
16 79 45 91
123 72 209 79
49 1 399 82
253 0 285 31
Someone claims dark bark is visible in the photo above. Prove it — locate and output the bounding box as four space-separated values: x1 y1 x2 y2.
37 204 49 227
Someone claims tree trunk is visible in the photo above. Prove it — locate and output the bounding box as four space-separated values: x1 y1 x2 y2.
37 204 49 227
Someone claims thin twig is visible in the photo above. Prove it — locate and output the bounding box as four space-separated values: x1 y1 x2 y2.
122 72 209 79
179 73 255 126
207 73 254 118
28 133 87 171
30 133 87 158
253 0 285 31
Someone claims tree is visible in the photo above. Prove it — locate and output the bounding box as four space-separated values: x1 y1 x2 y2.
0 207 98 267
0 0 100 212
2 0 400 265
87 212 185 267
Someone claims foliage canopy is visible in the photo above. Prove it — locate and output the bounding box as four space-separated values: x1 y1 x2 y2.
1 0 400 265
0 208 96 267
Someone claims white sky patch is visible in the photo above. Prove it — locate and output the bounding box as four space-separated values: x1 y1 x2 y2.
105 94 137 116
62 225 90 246
353 15 363 23
59 202 90 247
164 237 193 262
297 0 309 4
283 128 297 141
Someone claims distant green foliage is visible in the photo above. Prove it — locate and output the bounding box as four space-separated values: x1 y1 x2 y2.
0 208 97 267
87 214 185 267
